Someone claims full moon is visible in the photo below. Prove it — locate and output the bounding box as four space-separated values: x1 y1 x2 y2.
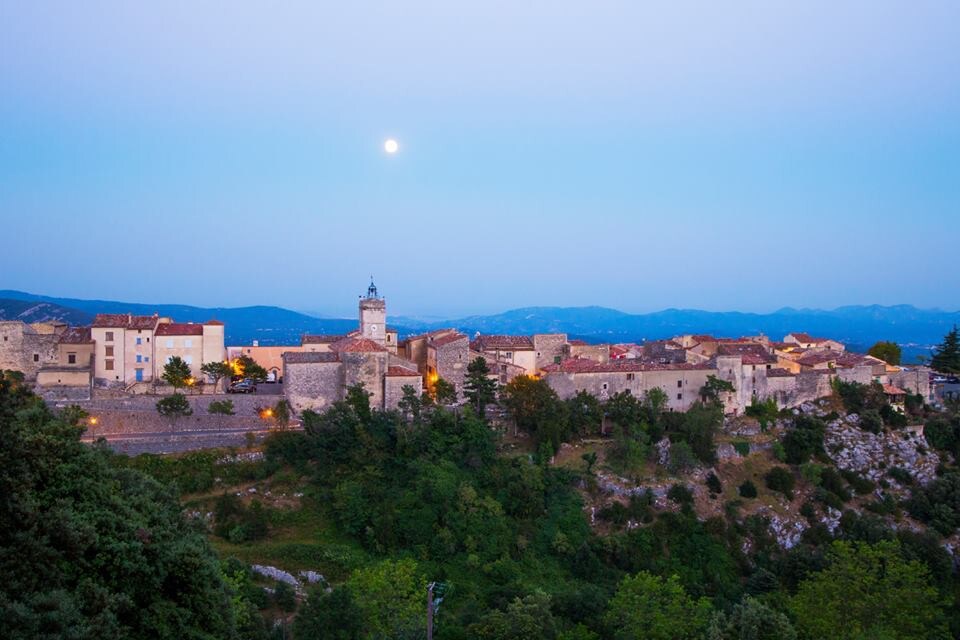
384 138 399 154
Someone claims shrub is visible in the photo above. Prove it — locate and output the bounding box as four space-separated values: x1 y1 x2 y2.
668 441 698 474
667 483 694 505
732 441 751 457
739 480 758 498
887 467 914 486
820 467 851 502
800 501 817 519
859 409 883 434
705 472 722 495
839 469 875 495
273 580 297 612
772 442 787 462
764 467 795 500
783 416 826 464
800 462 823 486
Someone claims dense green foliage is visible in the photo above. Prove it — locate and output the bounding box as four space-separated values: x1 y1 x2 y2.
868 340 902 365
932 326 960 373
161 355 193 390
0 374 237 639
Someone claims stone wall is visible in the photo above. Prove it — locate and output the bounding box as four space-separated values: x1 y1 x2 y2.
342 351 387 409
0 321 60 381
565 343 609 364
433 338 470 400
284 361 343 412
544 367 713 411
888 368 931 400
384 375 421 410
533 334 568 370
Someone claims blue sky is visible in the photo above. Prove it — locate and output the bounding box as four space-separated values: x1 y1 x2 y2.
1 1 958 318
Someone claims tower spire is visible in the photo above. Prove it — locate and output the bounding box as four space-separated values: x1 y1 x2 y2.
366 276 379 299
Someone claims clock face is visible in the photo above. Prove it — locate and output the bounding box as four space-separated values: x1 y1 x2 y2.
371 325 378 333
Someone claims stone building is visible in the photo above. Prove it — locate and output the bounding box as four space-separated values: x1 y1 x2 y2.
155 321 226 381
283 282 422 412
0 320 63 380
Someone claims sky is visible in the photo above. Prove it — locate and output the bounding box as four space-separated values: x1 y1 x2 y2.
1 1 958 318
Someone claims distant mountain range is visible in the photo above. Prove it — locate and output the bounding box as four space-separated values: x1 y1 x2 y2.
1 290 956 363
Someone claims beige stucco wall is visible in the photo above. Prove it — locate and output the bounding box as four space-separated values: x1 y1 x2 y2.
37 369 91 387
155 334 202 378
202 324 225 371
92 327 126 384
228 345 302 380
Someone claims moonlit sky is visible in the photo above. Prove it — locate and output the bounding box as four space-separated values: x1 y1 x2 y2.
1 2 958 318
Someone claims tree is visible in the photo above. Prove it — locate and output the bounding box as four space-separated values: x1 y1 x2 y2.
0 379 236 638
201 360 232 391
471 590 559 640
605 390 642 429
235 354 268 382
764 466 795 500
501 375 569 449
345 383 371 422
604 572 712 640
433 377 457 405
345 558 426 639
566 390 603 436
272 398 293 429
293 586 362 640
790 541 948 640
706 596 797 640
867 341 902 366
162 355 192 390
398 384 423 423
701 375 735 404
156 392 193 428
782 415 826 464
207 398 235 428
464 357 498 417
931 326 960 373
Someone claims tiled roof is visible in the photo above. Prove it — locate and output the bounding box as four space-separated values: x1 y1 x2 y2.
717 343 771 358
302 334 345 344
406 328 458 342
472 335 534 350
92 313 159 329
283 351 339 364
155 323 204 336
835 353 873 368
568 339 588 346
330 337 387 353
796 352 837 366
883 384 908 395
58 327 93 344
542 357 712 375
205 319 224 326
740 354 777 365
386 366 421 377
767 368 796 377
431 333 468 347
690 334 716 343
788 332 832 344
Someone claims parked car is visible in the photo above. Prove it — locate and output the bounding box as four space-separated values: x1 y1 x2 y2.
227 379 257 394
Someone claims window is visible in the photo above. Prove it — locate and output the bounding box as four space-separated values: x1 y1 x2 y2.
145 357 149 362
136 337 142 345
677 393 682 400
677 380 683 388
105 359 114 371
68 353 76 364
626 373 635 381
601 383 608 390
766 364 771 370
105 346 114 357
33 353 39 362
146 337 150 343
184 339 193 348
166 339 174 348
136 354 142 363
105 331 114 342
505 352 513 359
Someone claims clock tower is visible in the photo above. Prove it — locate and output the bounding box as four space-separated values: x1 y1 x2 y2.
359 277 387 347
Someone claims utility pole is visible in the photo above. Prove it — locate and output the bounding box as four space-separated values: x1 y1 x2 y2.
426 582 435 640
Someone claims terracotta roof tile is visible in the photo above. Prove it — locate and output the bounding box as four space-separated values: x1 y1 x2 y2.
155 323 204 336
330 337 387 353
883 384 908 395
58 327 93 344
92 313 160 329
386 366 421 377
431 333 468 347
767 368 796 378
205 319 224 326
542 357 712 375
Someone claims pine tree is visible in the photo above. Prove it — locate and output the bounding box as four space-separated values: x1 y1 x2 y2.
931 326 960 374
464 357 498 418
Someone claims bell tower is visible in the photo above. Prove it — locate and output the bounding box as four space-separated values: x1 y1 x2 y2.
359 277 386 347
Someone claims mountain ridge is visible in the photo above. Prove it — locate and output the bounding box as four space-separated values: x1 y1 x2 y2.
1 290 956 362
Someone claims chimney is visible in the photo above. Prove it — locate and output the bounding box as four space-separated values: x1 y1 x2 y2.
253 340 259 347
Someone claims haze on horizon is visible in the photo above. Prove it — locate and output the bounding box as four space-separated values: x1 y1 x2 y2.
1 1 958 318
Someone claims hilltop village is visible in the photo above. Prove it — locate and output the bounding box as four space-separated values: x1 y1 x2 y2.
0 281 933 415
